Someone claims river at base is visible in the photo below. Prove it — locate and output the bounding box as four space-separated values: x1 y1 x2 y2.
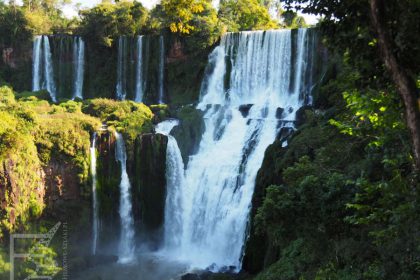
73 252 190 280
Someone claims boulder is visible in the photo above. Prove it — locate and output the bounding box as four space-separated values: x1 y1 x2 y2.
238 104 253 117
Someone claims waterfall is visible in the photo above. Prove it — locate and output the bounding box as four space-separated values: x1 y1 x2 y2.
32 36 42 91
135 36 144 102
32 36 57 102
42 36 57 102
155 120 185 249
212 0 220 9
91 133 99 255
166 29 315 271
73 37 85 100
33 35 86 100
158 36 165 104
116 37 128 100
115 132 135 263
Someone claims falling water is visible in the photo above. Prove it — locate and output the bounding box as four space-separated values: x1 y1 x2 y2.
32 36 57 102
135 36 144 102
115 132 135 263
165 29 315 270
155 120 185 249
73 37 85 99
32 36 42 91
91 133 99 255
116 37 128 100
158 36 165 104
212 0 220 9
42 36 57 102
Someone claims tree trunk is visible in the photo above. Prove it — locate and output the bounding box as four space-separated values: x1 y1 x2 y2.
370 0 420 170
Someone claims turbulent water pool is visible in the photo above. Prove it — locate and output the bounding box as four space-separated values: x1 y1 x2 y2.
74 253 190 280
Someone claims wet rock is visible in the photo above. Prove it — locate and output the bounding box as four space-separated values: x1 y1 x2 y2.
238 104 253 117
275 107 285 119
96 132 121 246
171 106 205 165
295 105 312 127
132 133 168 245
276 126 295 142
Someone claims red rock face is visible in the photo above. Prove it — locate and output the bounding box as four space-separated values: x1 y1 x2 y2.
167 39 187 63
44 160 81 211
2 47 17 68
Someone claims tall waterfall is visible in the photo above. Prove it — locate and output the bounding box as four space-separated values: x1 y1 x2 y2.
32 36 42 91
115 132 135 263
32 35 57 102
90 133 99 255
32 35 86 101
155 120 185 249
135 36 145 102
158 36 165 104
116 37 128 100
42 36 57 102
73 37 85 100
165 29 316 270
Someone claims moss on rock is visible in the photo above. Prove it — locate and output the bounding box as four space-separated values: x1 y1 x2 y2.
131 133 167 245
171 105 205 165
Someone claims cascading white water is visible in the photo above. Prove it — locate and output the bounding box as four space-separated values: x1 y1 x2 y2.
32 36 42 91
212 0 220 9
42 36 57 102
91 133 99 255
116 37 128 100
164 29 314 271
115 132 135 263
73 37 85 100
135 36 144 102
155 120 185 249
158 36 165 104
32 36 57 102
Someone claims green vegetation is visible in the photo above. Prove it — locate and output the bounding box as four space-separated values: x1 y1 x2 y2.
0 87 154 239
219 0 278 32
0 86 101 238
247 7 420 277
78 1 149 48
0 0 303 98
0 0 419 279
82 98 153 144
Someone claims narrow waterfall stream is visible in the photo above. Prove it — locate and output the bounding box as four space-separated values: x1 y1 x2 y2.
73 37 85 99
116 37 128 100
155 120 185 249
115 132 135 263
158 36 165 104
32 36 42 92
161 29 316 271
42 35 57 102
91 133 99 255
135 35 145 102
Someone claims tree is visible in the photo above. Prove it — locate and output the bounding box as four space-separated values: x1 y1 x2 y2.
283 0 420 170
160 0 217 34
218 0 278 32
369 0 420 169
0 5 33 46
78 2 148 47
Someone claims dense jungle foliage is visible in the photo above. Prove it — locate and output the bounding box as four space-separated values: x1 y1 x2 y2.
0 0 419 279
245 1 420 279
